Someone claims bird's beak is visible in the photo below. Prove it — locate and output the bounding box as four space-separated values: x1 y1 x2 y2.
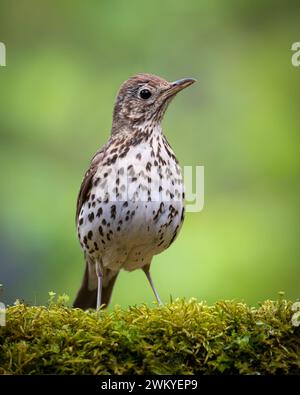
166 78 197 97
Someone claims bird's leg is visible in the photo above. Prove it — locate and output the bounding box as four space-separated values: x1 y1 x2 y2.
95 260 103 310
143 266 163 306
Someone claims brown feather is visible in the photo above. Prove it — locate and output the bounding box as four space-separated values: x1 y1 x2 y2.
76 145 108 224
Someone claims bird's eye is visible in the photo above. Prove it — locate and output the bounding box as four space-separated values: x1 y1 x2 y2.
139 89 152 100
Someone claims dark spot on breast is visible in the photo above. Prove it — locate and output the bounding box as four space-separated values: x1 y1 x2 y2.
119 148 129 158
87 230 93 240
146 162 151 171
168 225 179 247
136 153 142 160
111 154 118 164
181 207 185 222
79 218 83 225
102 219 106 225
99 226 103 236
111 205 116 219
96 207 103 217
88 212 94 222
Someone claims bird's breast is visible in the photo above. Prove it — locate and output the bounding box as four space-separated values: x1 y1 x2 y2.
77 129 185 271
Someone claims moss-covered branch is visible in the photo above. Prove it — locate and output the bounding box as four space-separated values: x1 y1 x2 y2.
0 298 299 374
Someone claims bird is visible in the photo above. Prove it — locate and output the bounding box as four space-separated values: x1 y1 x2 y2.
73 73 196 310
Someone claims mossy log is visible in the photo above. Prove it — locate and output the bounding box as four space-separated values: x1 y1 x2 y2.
0 298 299 374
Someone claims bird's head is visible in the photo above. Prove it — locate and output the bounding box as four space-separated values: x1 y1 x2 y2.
111 73 196 134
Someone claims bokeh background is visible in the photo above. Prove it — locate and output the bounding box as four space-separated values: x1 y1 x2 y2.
0 0 299 308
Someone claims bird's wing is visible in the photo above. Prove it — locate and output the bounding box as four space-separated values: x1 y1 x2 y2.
75 143 108 224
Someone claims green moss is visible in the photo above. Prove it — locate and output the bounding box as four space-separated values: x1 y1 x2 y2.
0 298 299 374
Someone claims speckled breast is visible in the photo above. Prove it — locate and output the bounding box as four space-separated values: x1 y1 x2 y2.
77 129 185 272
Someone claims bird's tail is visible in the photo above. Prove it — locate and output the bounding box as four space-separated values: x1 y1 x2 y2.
73 256 119 310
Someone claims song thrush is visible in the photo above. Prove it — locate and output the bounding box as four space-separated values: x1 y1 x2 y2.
73 73 196 309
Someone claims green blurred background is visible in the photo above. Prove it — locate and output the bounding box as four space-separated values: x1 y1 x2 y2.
0 0 299 308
